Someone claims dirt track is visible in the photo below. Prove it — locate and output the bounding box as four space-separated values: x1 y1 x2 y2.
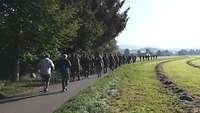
155 59 200 113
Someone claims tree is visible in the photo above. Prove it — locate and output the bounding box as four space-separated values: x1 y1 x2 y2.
1 0 50 80
0 0 129 80
0 0 80 80
124 49 130 55
97 39 118 54
70 0 129 52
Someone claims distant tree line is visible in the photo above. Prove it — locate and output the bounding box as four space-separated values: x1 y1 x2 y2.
177 49 200 55
130 48 200 56
156 50 173 56
0 0 129 80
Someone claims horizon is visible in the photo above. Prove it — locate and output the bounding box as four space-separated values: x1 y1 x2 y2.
118 44 200 50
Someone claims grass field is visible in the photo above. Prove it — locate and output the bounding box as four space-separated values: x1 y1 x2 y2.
190 57 200 66
54 59 185 113
163 57 200 96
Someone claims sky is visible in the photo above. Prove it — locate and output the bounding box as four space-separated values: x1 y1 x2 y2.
116 0 200 49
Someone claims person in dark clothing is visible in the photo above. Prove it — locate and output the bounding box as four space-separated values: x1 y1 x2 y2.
142 56 145 61
128 55 132 63
114 54 119 68
80 53 90 78
122 55 127 64
60 54 71 92
118 54 122 66
89 54 95 75
139 56 142 61
109 54 115 71
70 54 80 81
132 56 137 63
95 54 103 77
103 54 109 73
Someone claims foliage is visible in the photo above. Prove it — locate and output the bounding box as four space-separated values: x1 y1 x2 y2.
0 0 129 80
124 48 130 55
177 49 200 55
156 50 173 56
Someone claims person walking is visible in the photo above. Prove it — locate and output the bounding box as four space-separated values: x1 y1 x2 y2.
103 54 109 73
71 54 81 81
39 54 55 92
60 54 71 92
95 54 103 77
109 54 115 71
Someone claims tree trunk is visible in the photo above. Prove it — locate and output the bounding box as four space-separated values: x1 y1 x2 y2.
15 59 20 81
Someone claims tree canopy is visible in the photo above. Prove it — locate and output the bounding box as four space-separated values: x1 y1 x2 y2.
0 0 129 80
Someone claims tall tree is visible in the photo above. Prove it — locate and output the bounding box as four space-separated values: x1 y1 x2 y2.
0 0 80 80
0 0 129 80
70 0 129 52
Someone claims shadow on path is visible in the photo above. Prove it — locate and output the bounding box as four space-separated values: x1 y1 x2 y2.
0 90 63 104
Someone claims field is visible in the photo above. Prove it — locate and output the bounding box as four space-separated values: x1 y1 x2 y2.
191 58 200 67
163 57 200 96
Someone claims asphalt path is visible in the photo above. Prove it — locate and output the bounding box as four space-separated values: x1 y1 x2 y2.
0 74 106 113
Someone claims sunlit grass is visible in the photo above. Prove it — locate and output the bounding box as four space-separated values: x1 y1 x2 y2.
163 58 200 96
107 61 184 113
191 57 200 66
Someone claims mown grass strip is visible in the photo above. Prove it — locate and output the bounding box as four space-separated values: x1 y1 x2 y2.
156 59 200 113
54 59 184 113
163 58 200 96
190 58 200 67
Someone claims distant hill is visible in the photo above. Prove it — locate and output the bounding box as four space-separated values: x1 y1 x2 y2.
118 45 200 55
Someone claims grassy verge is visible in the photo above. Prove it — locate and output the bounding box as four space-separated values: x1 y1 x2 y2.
54 59 184 113
163 58 200 96
0 71 63 97
0 82 29 97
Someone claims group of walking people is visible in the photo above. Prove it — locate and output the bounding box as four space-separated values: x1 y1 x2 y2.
38 52 154 92
139 55 158 61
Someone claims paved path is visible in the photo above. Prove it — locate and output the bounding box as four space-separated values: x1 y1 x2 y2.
0 74 106 113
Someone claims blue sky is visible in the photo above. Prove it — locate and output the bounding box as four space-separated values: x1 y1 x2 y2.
116 0 200 49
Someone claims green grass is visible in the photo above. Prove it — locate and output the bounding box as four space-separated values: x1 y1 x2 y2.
0 71 62 97
54 59 184 113
0 82 29 97
191 58 200 66
163 58 200 96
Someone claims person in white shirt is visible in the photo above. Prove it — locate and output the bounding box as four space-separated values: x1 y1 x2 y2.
39 54 55 92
